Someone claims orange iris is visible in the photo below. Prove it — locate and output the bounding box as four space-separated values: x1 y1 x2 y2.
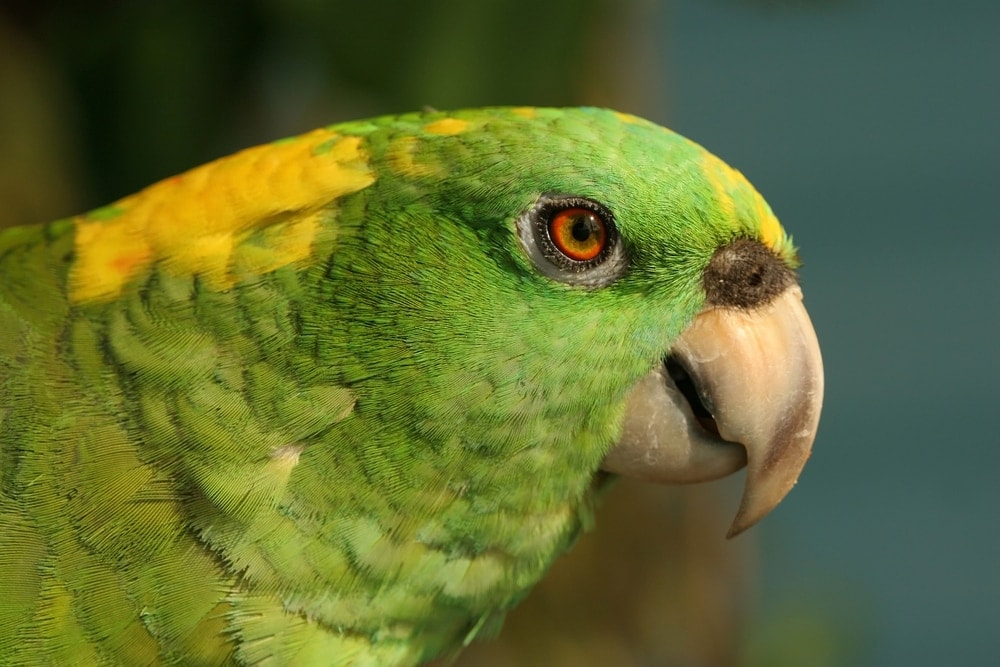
548 207 607 261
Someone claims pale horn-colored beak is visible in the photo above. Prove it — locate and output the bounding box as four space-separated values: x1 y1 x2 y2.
601 284 823 537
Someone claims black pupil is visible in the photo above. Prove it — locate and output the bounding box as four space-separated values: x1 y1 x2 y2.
571 214 598 241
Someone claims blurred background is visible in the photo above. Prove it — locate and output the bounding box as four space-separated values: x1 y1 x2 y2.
1 0 996 665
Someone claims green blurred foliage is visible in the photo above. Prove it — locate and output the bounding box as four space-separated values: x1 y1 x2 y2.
742 590 874 667
0 13 83 228
1 0 617 214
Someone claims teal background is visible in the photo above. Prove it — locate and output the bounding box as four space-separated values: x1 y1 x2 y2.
667 2 998 664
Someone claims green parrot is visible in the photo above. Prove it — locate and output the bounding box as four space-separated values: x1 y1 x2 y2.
0 107 822 665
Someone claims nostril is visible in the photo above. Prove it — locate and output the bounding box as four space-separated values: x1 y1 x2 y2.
703 238 794 309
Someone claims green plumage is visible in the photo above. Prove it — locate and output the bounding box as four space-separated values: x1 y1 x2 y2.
0 107 794 665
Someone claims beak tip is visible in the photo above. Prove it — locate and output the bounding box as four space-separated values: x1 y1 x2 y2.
725 504 759 540
725 506 769 540
725 507 765 539
724 468 806 539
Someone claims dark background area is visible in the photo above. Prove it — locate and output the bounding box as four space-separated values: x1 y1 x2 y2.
1 1 996 665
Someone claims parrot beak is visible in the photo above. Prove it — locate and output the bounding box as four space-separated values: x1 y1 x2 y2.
601 285 823 537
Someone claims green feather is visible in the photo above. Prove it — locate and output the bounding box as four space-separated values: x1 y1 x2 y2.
0 107 792 664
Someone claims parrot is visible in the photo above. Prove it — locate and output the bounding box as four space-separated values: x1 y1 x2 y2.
0 107 823 665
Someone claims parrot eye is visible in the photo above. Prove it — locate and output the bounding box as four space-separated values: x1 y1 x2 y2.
548 207 607 261
517 195 627 287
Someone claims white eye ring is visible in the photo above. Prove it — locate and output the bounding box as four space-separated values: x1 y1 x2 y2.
516 194 628 288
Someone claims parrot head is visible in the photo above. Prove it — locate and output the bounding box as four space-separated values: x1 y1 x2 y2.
322 107 822 544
